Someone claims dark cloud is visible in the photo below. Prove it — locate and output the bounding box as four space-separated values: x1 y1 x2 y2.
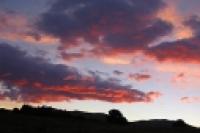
144 16 200 63
146 37 200 63
88 70 108 77
61 51 84 61
0 0 53 16
185 16 200 36
0 43 77 86
113 70 123 76
0 43 160 103
37 0 172 55
177 73 185 78
0 10 58 44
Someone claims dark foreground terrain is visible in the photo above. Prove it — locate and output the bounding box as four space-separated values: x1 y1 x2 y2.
0 105 199 133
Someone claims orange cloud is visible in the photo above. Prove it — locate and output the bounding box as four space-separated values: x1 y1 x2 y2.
0 100 22 109
101 56 132 65
157 2 193 40
8 79 160 103
129 73 151 82
146 92 162 102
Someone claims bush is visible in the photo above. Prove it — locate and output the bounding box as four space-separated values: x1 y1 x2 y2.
107 109 128 124
173 119 187 128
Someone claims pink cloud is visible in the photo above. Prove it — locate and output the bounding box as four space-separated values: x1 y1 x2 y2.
181 96 200 103
129 73 151 82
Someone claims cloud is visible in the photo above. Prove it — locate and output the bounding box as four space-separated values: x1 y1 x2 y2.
155 62 200 89
101 56 132 65
146 37 200 63
146 91 162 102
0 93 6 100
172 73 185 82
129 73 151 82
4 0 200 67
0 10 58 44
113 70 124 76
145 16 200 63
0 43 160 103
60 51 84 61
37 0 172 55
181 96 200 104
157 1 193 40
185 15 200 36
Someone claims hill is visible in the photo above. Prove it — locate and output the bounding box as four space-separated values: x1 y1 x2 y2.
0 105 199 133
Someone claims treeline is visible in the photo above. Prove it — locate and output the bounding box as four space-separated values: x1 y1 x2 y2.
8 105 128 125
12 105 71 118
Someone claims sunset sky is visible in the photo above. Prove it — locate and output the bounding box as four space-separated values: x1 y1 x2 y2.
0 0 200 127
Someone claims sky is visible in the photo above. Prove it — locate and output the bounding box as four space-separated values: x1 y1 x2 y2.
0 0 200 127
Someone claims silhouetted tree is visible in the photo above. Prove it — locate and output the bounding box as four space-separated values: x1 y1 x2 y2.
173 119 187 128
107 109 128 124
20 105 34 114
18 104 71 118
13 108 20 113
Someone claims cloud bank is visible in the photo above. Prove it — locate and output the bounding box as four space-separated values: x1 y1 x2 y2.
0 43 160 103
37 0 172 56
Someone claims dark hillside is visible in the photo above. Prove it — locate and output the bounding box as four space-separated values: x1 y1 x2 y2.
0 105 199 133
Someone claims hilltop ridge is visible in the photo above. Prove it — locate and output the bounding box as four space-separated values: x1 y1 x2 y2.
0 105 199 133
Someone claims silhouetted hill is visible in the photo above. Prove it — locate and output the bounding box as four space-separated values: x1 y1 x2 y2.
0 105 199 133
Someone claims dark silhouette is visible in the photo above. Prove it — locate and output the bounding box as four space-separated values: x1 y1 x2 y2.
0 105 199 133
173 119 188 128
107 109 128 124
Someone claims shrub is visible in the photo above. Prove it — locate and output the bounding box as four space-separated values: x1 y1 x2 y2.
107 109 128 124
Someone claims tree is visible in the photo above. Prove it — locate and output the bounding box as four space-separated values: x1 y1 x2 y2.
107 109 128 124
20 105 33 113
173 119 187 128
